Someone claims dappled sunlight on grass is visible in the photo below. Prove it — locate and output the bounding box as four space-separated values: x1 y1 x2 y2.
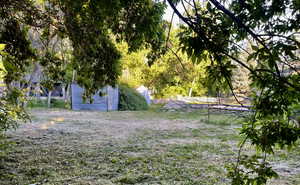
39 117 65 130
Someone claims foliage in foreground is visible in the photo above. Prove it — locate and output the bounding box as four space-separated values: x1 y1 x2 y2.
0 46 29 157
118 84 149 111
0 89 29 157
167 0 300 184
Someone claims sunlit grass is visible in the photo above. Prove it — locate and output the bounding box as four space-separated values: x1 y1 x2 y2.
0 108 299 185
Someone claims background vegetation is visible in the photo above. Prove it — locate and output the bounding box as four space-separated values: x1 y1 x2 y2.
118 84 149 111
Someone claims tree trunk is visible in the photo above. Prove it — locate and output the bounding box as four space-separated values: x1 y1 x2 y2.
23 83 32 108
62 84 66 100
207 93 210 124
72 70 76 83
48 90 52 108
65 83 70 103
14 81 21 106
27 63 42 97
218 90 221 104
188 79 195 97
35 82 41 100
26 84 32 97
188 87 193 97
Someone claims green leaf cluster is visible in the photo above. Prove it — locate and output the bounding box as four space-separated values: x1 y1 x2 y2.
119 29 210 98
227 154 278 185
167 0 300 184
51 0 166 98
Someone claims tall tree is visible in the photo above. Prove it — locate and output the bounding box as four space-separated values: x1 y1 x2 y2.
47 0 166 100
1 0 166 96
118 29 210 98
0 0 166 156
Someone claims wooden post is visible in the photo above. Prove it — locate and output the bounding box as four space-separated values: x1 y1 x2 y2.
106 86 109 112
207 93 210 124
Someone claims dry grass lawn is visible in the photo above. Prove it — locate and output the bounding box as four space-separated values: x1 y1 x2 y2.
1 108 300 185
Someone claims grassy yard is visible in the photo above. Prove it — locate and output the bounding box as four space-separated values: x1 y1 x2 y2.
1 108 300 185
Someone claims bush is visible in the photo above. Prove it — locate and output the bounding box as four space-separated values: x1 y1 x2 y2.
27 98 69 109
118 84 148 111
51 99 69 108
27 99 47 108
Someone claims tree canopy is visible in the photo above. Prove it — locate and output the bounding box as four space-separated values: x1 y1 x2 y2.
167 0 300 184
118 29 211 98
1 0 166 98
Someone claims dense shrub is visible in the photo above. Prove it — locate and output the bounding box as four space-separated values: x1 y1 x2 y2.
118 84 148 111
